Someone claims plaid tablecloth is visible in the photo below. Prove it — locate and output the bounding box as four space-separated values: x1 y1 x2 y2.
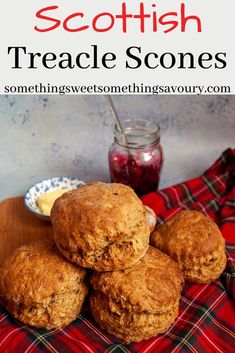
0 148 235 353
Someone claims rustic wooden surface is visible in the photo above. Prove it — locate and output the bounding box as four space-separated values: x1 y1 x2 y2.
0 197 53 264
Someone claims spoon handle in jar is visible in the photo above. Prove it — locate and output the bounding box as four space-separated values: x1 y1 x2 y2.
105 96 129 147
105 96 124 133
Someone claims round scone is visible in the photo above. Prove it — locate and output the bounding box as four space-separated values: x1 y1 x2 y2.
51 182 150 271
90 246 184 343
0 240 88 329
151 210 227 283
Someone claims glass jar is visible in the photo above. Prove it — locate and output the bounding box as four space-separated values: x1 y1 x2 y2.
108 119 164 196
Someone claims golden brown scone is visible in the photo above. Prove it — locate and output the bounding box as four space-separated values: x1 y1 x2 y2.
51 182 150 271
90 246 184 343
144 205 157 233
0 240 88 329
151 210 227 283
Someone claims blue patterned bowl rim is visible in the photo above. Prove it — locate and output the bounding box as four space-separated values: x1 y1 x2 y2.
24 176 85 220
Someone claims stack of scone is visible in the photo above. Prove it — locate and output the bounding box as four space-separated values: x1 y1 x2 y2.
0 182 227 343
50 182 184 342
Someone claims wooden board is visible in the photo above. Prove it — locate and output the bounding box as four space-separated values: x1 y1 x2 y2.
0 197 53 264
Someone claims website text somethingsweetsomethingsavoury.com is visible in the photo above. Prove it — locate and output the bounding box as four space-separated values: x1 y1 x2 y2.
4 83 231 95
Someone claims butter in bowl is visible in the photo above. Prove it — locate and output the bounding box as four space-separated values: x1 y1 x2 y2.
24 176 85 220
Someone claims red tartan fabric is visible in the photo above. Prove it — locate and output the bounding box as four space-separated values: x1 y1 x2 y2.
0 148 235 353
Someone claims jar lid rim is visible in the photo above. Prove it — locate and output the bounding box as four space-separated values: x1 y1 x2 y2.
115 118 160 137
114 119 160 148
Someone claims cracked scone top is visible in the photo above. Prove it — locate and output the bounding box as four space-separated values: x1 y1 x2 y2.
0 240 88 329
151 210 227 283
90 246 184 342
51 182 150 271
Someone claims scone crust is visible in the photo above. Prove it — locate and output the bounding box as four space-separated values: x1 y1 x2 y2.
0 240 88 329
51 182 150 271
90 293 179 343
151 210 226 283
90 246 184 342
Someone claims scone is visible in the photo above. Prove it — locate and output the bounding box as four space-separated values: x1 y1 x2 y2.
51 182 150 271
0 240 88 329
90 246 184 343
151 210 227 283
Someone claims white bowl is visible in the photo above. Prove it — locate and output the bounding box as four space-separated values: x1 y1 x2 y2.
24 176 85 221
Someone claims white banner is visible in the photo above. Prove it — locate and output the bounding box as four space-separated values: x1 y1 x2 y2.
0 0 234 94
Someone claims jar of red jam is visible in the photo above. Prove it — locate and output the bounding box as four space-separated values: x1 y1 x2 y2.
108 119 163 196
